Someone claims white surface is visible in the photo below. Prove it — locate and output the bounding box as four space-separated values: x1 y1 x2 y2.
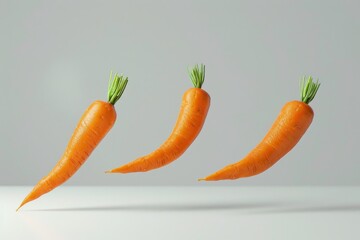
1 186 359 239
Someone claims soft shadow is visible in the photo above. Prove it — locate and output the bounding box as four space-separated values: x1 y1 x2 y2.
30 201 281 212
254 204 360 214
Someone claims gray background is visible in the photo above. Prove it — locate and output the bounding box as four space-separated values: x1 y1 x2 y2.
1 0 359 186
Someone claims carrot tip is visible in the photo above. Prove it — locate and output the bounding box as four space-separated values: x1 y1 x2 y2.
198 178 206 181
16 204 23 212
105 170 112 173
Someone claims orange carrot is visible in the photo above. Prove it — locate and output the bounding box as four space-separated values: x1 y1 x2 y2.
17 72 128 210
199 77 320 181
107 64 210 173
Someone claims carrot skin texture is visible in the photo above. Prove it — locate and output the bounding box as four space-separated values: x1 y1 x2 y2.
202 100 313 181
18 100 116 209
109 88 210 173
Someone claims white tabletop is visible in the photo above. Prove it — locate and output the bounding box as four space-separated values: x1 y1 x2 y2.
1 186 359 240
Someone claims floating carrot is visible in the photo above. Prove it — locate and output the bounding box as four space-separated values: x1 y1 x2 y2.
17 72 128 210
199 77 320 181
107 64 210 173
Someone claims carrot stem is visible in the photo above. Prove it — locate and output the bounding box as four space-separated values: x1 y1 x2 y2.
189 64 205 88
108 71 128 105
300 76 320 104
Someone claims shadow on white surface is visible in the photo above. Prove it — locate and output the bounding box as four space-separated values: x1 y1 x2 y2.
26 201 282 212
255 204 360 214
29 203 360 214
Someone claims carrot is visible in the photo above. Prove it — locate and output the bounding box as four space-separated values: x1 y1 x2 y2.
107 64 210 173
199 77 320 181
17 72 128 210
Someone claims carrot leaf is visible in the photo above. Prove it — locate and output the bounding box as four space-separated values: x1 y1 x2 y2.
300 76 320 104
188 64 205 88
107 71 128 105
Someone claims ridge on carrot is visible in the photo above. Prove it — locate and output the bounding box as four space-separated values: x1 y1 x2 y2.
199 76 320 181
17 72 128 211
106 64 210 173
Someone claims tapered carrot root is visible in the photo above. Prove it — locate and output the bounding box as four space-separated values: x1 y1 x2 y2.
199 77 320 181
17 73 128 210
108 88 210 173
107 64 210 173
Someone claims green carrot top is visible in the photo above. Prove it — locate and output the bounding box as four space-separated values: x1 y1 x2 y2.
108 71 128 105
189 64 205 88
300 76 320 104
